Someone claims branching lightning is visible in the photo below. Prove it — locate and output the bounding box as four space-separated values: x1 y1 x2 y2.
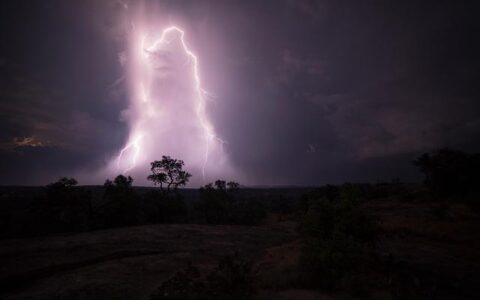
116 26 222 180
116 133 142 173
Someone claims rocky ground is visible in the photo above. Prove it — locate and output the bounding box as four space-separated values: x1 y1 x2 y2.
0 223 295 300
1 192 479 299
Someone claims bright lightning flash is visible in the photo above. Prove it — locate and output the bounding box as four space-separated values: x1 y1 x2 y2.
116 26 222 180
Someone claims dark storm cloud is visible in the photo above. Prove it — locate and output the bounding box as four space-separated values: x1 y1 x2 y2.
0 1 127 184
205 0 480 184
1 0 479 185
0 59 124 184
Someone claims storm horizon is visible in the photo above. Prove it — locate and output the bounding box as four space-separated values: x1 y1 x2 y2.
1 0 480 187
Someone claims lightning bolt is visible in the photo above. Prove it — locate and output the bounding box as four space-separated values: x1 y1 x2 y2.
117 132 143 173
116 26 222 180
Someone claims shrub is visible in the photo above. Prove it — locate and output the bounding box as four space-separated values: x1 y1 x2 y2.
206 252 255 299
99 175 140 228
228 198 266 226
300 185 339 213
300 197 377 245
300 233 363 289
142 191 188 224
33 177 92 234
414 149 480 198
149 253 255 300
195 181 232 224
196 180 266 225
339 183 365 202
298 190 378 290
149 263 206 300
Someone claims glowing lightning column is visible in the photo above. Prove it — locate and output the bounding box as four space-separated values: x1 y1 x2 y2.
148 26 218 179
117 26 220 180
116 133 143 173
116 32 148 174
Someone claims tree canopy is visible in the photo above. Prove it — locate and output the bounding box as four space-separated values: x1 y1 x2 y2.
147 156 192 192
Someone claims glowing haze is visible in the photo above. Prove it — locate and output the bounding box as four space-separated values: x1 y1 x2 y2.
102 17 236 186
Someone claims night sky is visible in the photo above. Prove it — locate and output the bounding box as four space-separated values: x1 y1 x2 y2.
1 0 479 186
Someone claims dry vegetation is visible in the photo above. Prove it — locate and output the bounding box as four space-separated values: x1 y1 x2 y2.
1 182 479 299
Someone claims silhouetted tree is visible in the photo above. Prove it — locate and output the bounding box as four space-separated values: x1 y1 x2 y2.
147 156 192 192
197 182 228 224
413 148 480 198
227 181 240 192
300 184 340 213
46 177 78 190
101 175 139 227
104 174 134 192
36 177 92 233
196 180 264 225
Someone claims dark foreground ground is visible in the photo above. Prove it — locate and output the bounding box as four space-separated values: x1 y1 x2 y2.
1 185 479 299
0 222 296 299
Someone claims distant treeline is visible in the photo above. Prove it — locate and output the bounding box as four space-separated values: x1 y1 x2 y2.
0 175 271 238
0 148 479 239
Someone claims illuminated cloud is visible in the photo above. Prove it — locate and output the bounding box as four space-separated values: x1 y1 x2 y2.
101 19 237 186
13 136 47 147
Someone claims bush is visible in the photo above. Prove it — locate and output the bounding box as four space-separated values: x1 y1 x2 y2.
414 149 480 199
298 189 378 290
300 233 363 289
300 185 339 213
99 175 141 228
206 252 255 299
149 253 255 300
142 191 188 224
195 181 232 224
228 198 266 226
195 180 266 225
33 177 92 234
339 183 366 202
300 197 377 245
149 263 206 300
